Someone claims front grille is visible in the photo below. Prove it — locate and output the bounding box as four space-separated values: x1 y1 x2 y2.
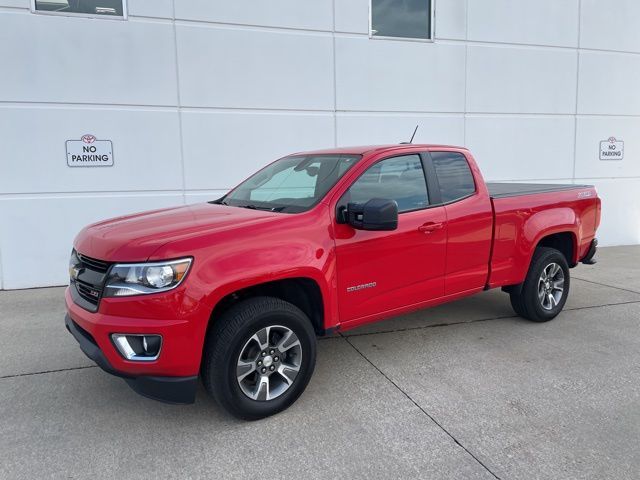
78 253 110 273
71 252 113 312
76 281 101 306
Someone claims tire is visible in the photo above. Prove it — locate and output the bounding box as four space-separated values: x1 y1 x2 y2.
509 247 570 322
202 296 317 420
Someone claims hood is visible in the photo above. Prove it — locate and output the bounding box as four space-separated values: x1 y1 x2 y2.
74 203 280 261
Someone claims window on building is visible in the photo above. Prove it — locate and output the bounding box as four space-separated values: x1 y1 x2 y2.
33 0 126 18
370 0 433 40
347 155 429 213
431 152 476 203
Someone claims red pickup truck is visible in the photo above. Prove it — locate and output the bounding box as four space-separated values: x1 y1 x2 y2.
65 144 600 419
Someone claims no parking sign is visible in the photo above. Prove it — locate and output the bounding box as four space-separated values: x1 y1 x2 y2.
66 134 114 167
599 137 624 161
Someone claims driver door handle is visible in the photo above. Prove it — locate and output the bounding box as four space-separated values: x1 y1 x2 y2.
418 222 443 233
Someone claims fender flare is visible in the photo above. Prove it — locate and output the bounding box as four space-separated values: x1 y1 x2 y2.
203 267 336 331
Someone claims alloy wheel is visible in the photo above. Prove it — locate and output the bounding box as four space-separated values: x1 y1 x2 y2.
236 325 302 401
538 262 565 310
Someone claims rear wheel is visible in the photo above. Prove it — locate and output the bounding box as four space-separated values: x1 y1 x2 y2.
202 296 317 420
509 247 570 322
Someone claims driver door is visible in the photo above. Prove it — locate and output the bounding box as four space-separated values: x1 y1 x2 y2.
334 154 447 326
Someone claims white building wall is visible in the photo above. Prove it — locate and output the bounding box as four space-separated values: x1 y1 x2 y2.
1 0 639 289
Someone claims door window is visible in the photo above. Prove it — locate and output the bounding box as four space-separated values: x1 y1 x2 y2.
346 155 429 213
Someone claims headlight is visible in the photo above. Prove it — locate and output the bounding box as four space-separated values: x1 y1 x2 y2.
69 249 81 281
103 258 192 297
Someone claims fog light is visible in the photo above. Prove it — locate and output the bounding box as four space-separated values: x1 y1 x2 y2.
112 334 162 361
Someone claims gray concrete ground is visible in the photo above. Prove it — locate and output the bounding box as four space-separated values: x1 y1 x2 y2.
1 246 639 479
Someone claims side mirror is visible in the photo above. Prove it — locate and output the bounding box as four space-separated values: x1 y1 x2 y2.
346 198 398 231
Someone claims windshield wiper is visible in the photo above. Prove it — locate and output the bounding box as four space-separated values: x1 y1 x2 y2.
241 204 286 212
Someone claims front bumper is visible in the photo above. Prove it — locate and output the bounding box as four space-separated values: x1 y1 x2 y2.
65 314 197 404
65 285 204 373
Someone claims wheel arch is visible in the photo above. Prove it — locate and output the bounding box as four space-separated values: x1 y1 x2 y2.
502 230 577 295
205 276 328 343
523 206 580 264
535 231 578 267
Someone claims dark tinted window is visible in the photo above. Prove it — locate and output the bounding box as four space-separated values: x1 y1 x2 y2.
431 152 475 203
347 155 428 213
371 0 432 40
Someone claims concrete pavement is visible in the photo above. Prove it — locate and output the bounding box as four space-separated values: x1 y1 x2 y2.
1 246 639 479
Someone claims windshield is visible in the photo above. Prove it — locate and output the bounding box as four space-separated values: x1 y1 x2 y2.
219 154 361 213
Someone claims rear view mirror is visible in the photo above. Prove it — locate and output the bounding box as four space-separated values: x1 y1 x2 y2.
346 198 398 231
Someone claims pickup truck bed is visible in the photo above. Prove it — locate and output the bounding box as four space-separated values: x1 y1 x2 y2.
486 181 599 290
487 182 590 198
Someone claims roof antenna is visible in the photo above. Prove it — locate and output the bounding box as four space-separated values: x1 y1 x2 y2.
401 125 419 144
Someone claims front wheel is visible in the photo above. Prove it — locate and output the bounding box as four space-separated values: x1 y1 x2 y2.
202 296 317 420
509 247 570 322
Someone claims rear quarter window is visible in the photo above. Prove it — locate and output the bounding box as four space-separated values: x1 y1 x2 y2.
431 152 476 203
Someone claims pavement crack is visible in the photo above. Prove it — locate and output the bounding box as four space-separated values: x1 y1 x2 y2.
342 333 502 480
572 276 640 295
0 365 97 380
567 299 640 311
